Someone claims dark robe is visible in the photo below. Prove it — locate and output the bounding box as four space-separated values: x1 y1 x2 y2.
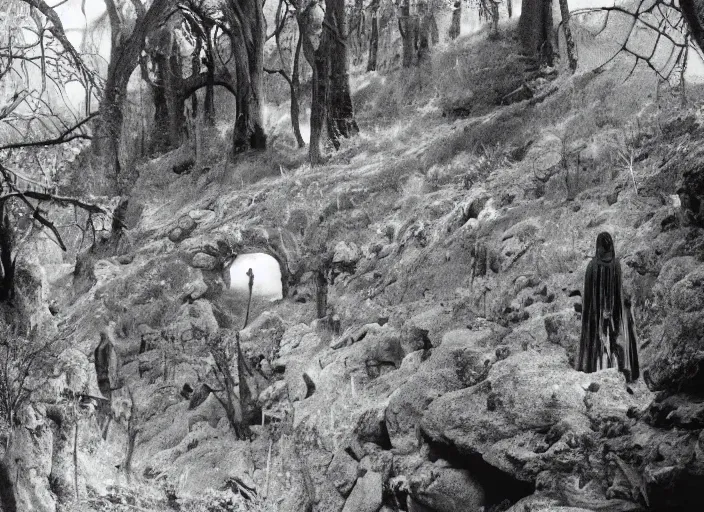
578 232 639 382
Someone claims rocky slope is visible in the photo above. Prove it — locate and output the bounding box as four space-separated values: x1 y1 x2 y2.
3 29 704 512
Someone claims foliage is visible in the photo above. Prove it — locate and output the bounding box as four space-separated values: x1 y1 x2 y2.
0 319 56 427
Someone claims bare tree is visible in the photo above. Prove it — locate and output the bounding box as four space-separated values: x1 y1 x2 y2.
573 0 692 82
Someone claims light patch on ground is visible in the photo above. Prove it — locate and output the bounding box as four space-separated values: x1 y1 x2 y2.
229 253 283 300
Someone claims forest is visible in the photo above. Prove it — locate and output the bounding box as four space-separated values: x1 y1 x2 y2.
1 0 704 511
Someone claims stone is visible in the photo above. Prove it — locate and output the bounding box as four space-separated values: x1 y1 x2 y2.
333 241 362 265
341 470 383 512
183 279 209 300
386 328 500 453
191 252 218 270
327 449 360 496
408 463 485 512
178 214 197 232
188 209 216 224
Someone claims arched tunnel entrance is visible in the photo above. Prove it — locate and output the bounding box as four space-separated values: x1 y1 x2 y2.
228 253 283 301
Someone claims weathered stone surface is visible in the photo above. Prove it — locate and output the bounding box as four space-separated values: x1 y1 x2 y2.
341 470 383 512
408 462 485 512
643 263 704 392
327 449 359 496
182 278 208 301
191 252 218 270
386 327 501 453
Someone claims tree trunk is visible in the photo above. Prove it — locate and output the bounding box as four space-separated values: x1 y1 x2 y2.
228 0 267 154
367 0 379 71
0 201 15 303
94 0 172 194
204 28 216 126
507 0 513 18
449 0 461 40
326 0 359 148
149 37 185 154
518 0 554 64
680 0 704 55
315 268 328 319
558 0 577 72
291 34 306 148
417 1 432 62
299 1 329 164
399 0 417 68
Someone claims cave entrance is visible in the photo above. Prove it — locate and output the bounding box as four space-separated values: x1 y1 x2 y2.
229 253 283 301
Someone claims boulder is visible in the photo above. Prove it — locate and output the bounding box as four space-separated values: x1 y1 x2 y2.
342 470 383 512
191 252 218 270
643 264 704 391
327 450 360 496
386 327 501 453
408 462 485 512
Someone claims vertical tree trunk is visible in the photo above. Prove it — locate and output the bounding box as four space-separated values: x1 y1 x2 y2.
299 1 329 164
518 0 554 64
327 0 359 147
449 0 461 40
417 1 432 62
291 33 306 148
367 0 379 70
203 28 216 126
399 0 416 68
558 0 577 72
315 268 328 319
507 0 513 18
228 0 267 154
0 200 15 303
679 0 704 54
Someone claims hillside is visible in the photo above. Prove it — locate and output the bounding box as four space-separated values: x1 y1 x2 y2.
3 16 704 512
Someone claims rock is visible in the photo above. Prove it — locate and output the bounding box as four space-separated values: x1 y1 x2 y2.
183 278 209 301
386 327 500 453
5 405 56 512
327 450 360 496
178 214 197 232
117 253 135 265
544 310 581 367
644 264 704 391
408 463 485 512
401 324 431 355
188 209 216 224
191 252 218 270
333 241 362 265
342 470 383 512
168 227 185 243
422 348 652 493
258 381 288 408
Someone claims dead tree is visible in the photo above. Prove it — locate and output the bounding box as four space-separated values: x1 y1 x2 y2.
206 332 252 439
573 0 691 82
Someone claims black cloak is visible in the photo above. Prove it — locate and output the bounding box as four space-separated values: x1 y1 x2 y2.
577 232 639 382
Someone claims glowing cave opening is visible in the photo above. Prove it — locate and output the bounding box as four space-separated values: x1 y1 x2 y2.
229 253 283 301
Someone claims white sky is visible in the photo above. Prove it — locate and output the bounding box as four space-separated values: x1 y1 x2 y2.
229 253 283 300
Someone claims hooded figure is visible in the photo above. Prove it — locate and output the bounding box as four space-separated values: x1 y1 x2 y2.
578 232 639 382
